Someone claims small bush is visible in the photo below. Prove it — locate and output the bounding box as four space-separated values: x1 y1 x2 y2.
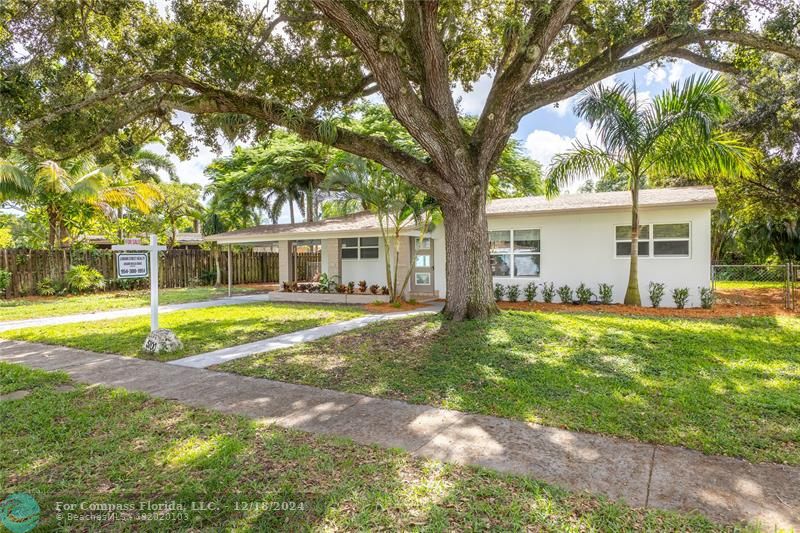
336 284 347 294
346 281 355 294
672 287 690 309
598 283 613 305
0 269 11 293
369 284 379 295
36 277 59 296
494 283 506 302
506 284 520 302
65 265 105 294
649 282 665 308
358 280 367 293
699 287 715 309
542 282 555 303
524 282 538 302
380 285 389 295
199 269 217 285
557 284 573 304
575 283 593 304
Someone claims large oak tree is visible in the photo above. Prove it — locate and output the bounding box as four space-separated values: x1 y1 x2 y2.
3 0 800 318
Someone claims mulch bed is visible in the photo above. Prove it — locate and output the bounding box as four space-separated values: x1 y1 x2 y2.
497 301 795 318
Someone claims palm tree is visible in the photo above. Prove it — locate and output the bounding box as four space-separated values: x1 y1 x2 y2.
546 73 753 305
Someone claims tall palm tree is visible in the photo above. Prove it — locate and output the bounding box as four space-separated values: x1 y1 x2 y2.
546 73 753 305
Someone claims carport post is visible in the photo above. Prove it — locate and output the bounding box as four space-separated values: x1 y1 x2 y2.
227 244 232 298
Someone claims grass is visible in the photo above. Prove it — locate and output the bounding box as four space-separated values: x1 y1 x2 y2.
217 310 800 465
0 286 260 322
1 303 366 362
0 362 728 531
714 280 785 290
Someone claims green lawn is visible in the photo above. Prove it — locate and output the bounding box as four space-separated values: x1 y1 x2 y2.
217 311 800 465
714 280 785 290
1 303 366 362
0 363 726 531
0 286 260 322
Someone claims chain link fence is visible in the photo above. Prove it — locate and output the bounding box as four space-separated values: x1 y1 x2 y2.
711 264 794 310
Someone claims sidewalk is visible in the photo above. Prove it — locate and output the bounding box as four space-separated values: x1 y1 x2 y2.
0 339 797 530
169 304 442 368
0 293 273 333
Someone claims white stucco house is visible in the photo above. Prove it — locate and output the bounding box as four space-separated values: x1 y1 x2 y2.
208 186 717 307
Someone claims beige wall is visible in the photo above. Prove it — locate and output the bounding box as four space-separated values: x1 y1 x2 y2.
322 238 340 279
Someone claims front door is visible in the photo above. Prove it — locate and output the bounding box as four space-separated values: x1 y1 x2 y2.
411 237 434 292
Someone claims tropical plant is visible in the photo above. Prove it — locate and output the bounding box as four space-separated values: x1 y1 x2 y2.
506 285 520 302
699 287 716 309
524 282 538 302
547 74 754 305
36 277 59 296
557 285 573 304
542 282 555 303
649 282 666 308
598 283 614 304
65 265 105 294
575 283 593 304
0 269 11 293
672 287 690 309
494 283 506 302
153 183 203 248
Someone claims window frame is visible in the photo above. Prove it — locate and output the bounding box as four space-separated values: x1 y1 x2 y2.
490 228 541 278
341 236 380 261
614 222 691 259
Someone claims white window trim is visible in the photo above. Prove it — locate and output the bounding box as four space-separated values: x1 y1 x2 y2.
614 222 692 259
341 237 380 261
490 228 541 278
414 272 432 286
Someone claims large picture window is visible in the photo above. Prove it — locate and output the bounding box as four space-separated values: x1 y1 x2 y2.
615 223 690 258
490 229 540 277
341 237 380 260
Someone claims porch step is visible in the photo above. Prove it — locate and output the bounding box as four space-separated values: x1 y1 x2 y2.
407 291 439 302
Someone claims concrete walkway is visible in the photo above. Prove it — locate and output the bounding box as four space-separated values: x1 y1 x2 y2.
169 305 442 368
0 339 797 530
0 293 274 333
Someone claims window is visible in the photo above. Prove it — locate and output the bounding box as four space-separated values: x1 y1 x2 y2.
415 272 431 285
653 223 690 256
341 237 379 260
615 223 690 257
490 229 540 277
615 225 650 257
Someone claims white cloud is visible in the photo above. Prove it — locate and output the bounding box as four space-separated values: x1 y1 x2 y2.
668 60 686 83
454 74 494 115
645 67 666 85
523 129 574 170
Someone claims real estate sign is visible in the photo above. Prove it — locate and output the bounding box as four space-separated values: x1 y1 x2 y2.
116 253 149 279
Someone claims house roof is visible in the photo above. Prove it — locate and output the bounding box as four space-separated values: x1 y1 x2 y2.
207 186 717 243
486 186 717 217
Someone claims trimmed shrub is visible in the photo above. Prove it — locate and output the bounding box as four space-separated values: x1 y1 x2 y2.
65 265 105 294
0 269 10 293
557 284 573 304
648 282 665 308
524 282 538 302
575 283 593 304
506 284 520 302
597 283 613 304
494 283 506 302
672 287 690 309
542 282 555 303
699 287 715 309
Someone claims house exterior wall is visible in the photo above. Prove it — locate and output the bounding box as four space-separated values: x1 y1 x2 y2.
481 204 712 307
278 240 292 282
339 236 387 288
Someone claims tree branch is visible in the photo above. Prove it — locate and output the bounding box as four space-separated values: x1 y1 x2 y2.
668 49 738 74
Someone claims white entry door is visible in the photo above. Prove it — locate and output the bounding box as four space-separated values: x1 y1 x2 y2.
411 237 434 292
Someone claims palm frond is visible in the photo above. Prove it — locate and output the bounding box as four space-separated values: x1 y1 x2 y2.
545 142 615 198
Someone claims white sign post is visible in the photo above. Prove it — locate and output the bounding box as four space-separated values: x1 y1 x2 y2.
112 234 166 331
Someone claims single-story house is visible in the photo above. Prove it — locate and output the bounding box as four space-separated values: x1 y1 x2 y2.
207 186 717 307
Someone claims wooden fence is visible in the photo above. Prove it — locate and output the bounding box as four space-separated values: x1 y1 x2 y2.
0 248 279 298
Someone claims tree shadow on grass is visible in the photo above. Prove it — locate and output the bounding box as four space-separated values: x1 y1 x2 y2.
0 378 725 531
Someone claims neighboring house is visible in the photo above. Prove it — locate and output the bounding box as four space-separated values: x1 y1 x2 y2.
76 232 204 249
207 186 717 307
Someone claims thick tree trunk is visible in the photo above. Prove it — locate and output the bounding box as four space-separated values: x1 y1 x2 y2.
624 185 642 306
441 186 497 320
